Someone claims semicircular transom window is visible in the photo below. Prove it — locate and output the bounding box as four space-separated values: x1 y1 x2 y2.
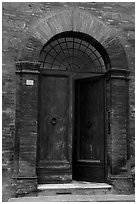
39 34 107 73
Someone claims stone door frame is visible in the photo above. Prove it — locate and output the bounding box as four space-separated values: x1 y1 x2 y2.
14 8 132 195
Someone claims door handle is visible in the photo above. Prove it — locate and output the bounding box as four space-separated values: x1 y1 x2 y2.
51 117 57 125
87 120 92 128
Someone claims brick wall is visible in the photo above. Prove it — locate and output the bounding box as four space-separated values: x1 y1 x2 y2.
2 2 135 201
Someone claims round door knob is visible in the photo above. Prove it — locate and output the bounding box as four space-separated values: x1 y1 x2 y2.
51 117 57 125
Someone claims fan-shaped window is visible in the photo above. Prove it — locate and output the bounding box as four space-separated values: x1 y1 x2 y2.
39 32 110 73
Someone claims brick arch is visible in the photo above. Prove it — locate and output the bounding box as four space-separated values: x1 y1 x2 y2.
22 7 128 70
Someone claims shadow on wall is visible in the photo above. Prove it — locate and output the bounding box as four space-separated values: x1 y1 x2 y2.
107 154 135 175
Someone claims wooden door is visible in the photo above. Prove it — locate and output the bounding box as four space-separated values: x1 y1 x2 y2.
37 74 71 183
73 76 106 182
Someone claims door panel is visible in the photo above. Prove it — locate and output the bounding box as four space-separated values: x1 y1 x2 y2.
37 74 71 183
73 76 105 182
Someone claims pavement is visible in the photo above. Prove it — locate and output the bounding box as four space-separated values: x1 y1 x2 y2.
9 194 135 202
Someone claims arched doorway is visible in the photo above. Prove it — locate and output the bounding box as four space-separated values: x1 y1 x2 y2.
36 31 110 183
15 8 132 194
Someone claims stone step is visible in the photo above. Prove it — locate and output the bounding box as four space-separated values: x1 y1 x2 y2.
9 194 135 202
37 181 112 196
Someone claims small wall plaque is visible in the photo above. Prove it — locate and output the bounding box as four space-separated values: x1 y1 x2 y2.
26 80 34 86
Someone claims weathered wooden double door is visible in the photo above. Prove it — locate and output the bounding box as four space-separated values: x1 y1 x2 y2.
37 73 105 183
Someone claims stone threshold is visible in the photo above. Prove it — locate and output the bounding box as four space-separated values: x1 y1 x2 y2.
38 181 111 190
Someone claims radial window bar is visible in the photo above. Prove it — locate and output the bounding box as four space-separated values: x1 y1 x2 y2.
39 37 106 73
